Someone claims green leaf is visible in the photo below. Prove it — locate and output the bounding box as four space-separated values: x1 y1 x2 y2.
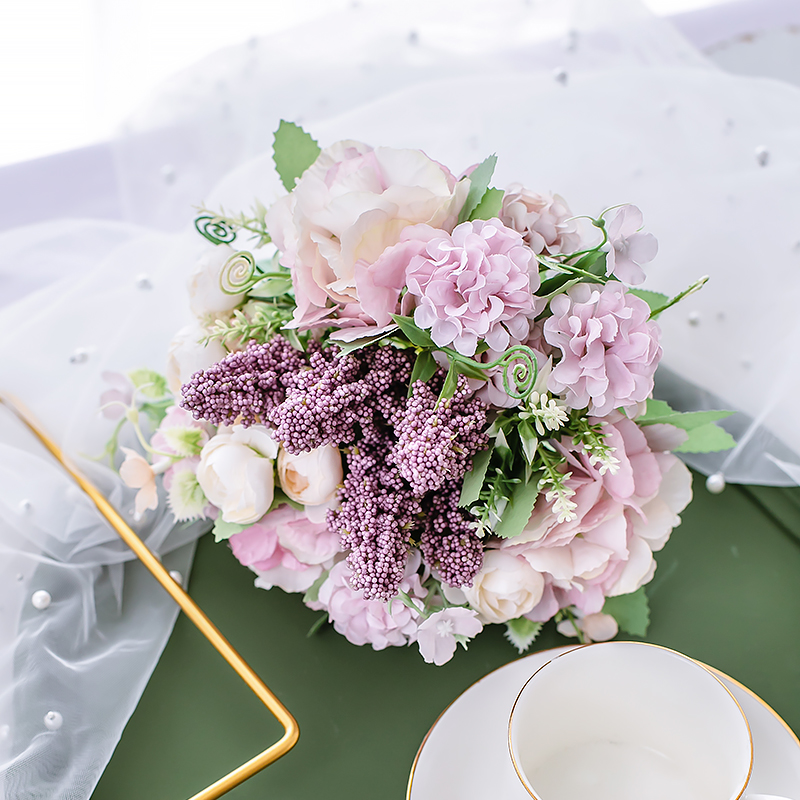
248 276 294 299
439 360 459 401
269 487 303 512
212 517 247 543
458 155 498 224
628 289 669 316
391 314 436 348
306 612 329 638
638 398 734 431
494 476 539 539
674 423 736 453
452 357 489 381
128 368 168 399
139 399 171 427
602 587 650 637
273 120 321 192
409 350 438 391
469 187 504 221
504 618 543 654
459 447 493 508
162 426 206 457
303 571 329 605
517 419 539 466
572 249 607 277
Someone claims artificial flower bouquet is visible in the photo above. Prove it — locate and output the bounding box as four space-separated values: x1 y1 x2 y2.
105 122 734 665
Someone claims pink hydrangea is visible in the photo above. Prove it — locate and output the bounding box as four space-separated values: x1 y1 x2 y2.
403 219 538 356
543 282 661 416
309 555 428 650
229 504 342 594
501 414 692 620
501 185 582 256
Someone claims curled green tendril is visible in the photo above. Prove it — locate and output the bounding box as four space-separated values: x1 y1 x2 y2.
482 345 538 400
195 215 237 245
220 251 260 294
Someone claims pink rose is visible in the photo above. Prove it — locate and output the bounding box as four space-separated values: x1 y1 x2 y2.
501 185 582 255
266 141 469 328
229 505 342 594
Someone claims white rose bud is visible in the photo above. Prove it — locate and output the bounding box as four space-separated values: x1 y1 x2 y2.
188 245 245 318
462 550 545 625
166 323 227 394
197 425 278 525
277 445 343 506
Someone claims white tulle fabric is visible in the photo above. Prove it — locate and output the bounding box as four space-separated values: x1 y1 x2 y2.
2 1 800 798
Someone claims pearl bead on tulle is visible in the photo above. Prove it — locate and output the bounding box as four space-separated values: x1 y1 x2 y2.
69 349 89 364
44 712 63 731
706 473 726 494
31 590 51 610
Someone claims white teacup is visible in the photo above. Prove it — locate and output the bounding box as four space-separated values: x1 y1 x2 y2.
508 642 792 800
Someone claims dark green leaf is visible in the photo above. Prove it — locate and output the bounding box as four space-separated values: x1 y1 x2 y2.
571 249 606 276
457 154 498 224
306 612 329 638
469 187 504 221
602 587 650 637
273 120 321 192
439 360 459 401
270 487 303 512
391 314 435 348
453 358 489 381
459 447 492 507
212 518 247 543
409 350 438 391
517 419 538 466
504 618 543 653
494 476 539 539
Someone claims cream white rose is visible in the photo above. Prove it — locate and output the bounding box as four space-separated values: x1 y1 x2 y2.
166 323 228 394
462 550 545 625
188 245 245 318
277 445 343 507
197 425 278 524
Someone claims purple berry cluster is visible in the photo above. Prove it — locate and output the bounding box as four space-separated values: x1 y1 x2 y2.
182 339 490 601
181 336 306 426
391 376 488 494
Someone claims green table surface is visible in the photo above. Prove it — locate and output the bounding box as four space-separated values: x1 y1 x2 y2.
92 472 800 800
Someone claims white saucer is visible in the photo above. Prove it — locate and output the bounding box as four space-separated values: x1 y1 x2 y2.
407 646 800 799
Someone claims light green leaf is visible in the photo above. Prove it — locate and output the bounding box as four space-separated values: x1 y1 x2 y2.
128 368 168 399
458 155 498 224
212 517 247 543
638 398 734 431
273 120 321 192
494 476 539 539
139 398 172 427
504 617 543 654
303 570 329 605
602 587 650 637
162 426 206 457
517 419 539 466
674 422 736 453
391 314 436 348
459 447 492 508
628 289 669 316
469 187 504 222
248 276 294 299
409 350 439 390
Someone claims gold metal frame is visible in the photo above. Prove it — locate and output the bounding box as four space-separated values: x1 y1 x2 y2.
1 394 299 800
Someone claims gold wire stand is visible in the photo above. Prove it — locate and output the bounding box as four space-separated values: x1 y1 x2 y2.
1 394 300 800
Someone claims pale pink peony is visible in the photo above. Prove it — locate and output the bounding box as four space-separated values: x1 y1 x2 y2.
405 219 539 357
229 504 342 594
501 185 582 255
417 607 483 666
265 141 469 328
556 611 619 642
543 282 661 416
502 414 692 619
604 204 658 286
99 371 133 420
309 556 427 650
